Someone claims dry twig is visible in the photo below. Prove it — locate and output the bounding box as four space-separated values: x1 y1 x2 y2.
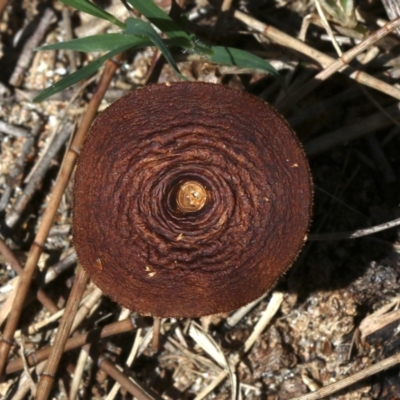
9 8 56 87
278 15 400 111
35 266 89 400
292 352 400 400
233 10 400 105
0 54 124 378
309 216 400 240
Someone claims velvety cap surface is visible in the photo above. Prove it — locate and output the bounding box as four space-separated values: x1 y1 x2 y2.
73 82 313 317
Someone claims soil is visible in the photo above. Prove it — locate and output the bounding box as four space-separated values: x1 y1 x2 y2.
1 0 400 399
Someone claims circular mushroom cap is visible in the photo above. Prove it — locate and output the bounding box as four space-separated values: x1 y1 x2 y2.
73 82 312 318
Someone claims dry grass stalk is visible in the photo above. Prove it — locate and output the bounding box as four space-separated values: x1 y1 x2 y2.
309 216 400 240
9 7 56 87
359 298 400 339
5 123 73 229
292 352 400 400
13 286 101 339
35 266 89 399
1 1 400 398
69 345 90 400
279 15 400 110
194 292 284 399
11 361 46 400
105 326 142 400
6 318 136 375
233 10 400 105
0 238 58 313
98 357 160 400
0 54 124 377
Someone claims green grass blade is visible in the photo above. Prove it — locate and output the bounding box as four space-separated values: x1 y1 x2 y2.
37 33 152 52
189 34 214 56
124 17 185 79
209 46 279 77
59 0 125 28
34 44 132 102
125 0 192 45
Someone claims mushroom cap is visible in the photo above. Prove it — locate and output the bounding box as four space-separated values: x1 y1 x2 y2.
73 82 312 318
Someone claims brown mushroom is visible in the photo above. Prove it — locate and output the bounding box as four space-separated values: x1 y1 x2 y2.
73 82 312 318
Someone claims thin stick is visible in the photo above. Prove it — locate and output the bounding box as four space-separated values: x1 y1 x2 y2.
381 0 400 37
278 15 400 110
106 326 142 400
12 361 47 400
61 7 77 72
5 123 73 229
225 293 268 329
44 249 77 285
292 351 400 400
69 345 90 400
35 265 89 400
0 120 29 137
6 318 136 375
9 8 56 87
194 292 284 400
0 237 59 313
0 55 123 378
152 317 161 351
0 120 42 212
4 77 97 224
13 287 101 339
233 10 400 104
243 292 283 353
314 0 342 55
70 287 103 332
99 357 161 400
309 216 400 241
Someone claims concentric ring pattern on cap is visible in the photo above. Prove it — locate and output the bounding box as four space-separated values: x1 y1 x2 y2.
73 82 313 317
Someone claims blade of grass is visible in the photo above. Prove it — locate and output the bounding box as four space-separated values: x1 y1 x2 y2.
208 46 295 109
34 44 132 102
37 33 186 53
125 0 192 45
209 46 279 76
37 33 152 53
59 0 125 29
123 17 185 78
189 34 214 56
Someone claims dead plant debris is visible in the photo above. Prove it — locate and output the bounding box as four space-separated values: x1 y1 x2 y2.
1 0 400 399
